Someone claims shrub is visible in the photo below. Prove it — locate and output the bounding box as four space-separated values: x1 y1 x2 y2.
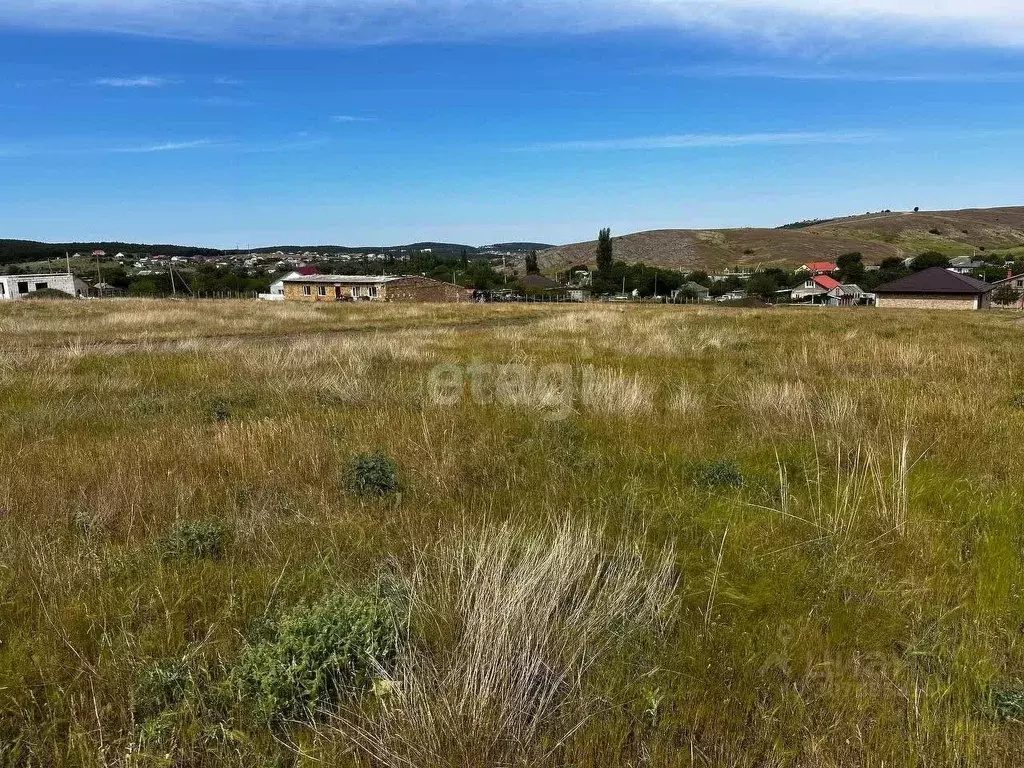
690 460 744 490
233 591 403 722
1011 391 1024 410
159 519 228 561
208 397 231 423
928 228 942 235
992 683 1024 722
345 452 400 497
23 288 74 300
135 658 193 720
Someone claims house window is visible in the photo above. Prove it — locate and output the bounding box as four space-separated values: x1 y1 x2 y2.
368 285 378 298
17 282 28 294
351 286 361 298
35 282 48 291
0 283 5 296
302 285 311 296
317 285 327 296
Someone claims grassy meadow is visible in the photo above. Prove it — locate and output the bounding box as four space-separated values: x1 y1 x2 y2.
2 299 1024 766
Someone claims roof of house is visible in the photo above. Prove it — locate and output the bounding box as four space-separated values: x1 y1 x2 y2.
0 273 73 280
683 281 710 293
828 283 864 296
294 266 320 276
811 275 842 290
519 274 562 290
803 261 838 272
874 267 995 295
282 274 401 284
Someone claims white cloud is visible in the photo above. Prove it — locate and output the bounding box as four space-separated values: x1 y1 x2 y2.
521 130 885 151
93 76 174 87
330 115 376 123
665 65 1024 83
112 139 215 153
2 1 1023 48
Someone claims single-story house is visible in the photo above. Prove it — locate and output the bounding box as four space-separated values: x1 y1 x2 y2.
797 261 839 276
827 284 867 307
947 255 985 275
282 274 471 303
0 273 88 301
792 275 841 302
260 267 319 300
874 267 994 310
671 281 711 302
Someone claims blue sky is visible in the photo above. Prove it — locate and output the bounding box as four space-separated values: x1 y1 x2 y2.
1 1 1023 247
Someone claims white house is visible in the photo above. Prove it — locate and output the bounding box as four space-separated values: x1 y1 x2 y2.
259 269 320 301
0 273 88 301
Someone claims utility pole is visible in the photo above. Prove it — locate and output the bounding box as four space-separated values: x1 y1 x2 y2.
95 252 103 298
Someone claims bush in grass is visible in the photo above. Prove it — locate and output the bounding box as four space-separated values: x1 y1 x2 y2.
345 452 400 497
690 459 744 490
135 658 194 720
23 288 74 300
159 519 228 561
992 683 1024 722
233 591 403 722
209 397 231 423
1011 391 1024 410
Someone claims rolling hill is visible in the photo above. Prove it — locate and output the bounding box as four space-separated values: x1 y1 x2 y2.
538 206 1024 273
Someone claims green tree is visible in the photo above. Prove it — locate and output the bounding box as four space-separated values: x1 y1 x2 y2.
746 272 780 301
836 252 865 283
911 251 950 271
992 285 1022 306
525 250 539 275
595 228 613 275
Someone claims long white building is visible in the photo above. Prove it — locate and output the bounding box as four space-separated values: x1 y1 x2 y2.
0 273 88 301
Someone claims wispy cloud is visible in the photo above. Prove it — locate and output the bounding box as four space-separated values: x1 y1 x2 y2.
0 1 1022 49
520 130 886 152
666 64 1024 83
93 76 175 88
112 139 214 153
0 135 327 158
330 115 376 123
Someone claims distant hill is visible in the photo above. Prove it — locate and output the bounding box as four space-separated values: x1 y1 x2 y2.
538 206 1024 273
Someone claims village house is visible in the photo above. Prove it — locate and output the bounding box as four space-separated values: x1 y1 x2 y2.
281 274 471 303
0 273 89 301
874 267 994 310
947 255 986 275
259 266 319 300
671 281 711 302
796 261 839 276
791 274 841 302
826 283 869 307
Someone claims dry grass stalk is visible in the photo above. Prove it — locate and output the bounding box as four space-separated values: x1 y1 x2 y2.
334 521 678 767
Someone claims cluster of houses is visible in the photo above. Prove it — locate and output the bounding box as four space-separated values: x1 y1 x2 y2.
667 260 1017 311
4 257 1022 312
784 260 1019 311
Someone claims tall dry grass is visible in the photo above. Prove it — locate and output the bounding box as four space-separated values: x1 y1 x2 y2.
335 521 678 768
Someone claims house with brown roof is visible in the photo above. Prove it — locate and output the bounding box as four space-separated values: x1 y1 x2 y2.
874 267 994 310
281 274 471 303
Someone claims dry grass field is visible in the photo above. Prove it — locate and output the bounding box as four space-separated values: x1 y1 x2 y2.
2 298 1024 767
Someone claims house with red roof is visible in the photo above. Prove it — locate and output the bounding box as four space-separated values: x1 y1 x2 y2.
791 274 841 302
797 261 839 276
